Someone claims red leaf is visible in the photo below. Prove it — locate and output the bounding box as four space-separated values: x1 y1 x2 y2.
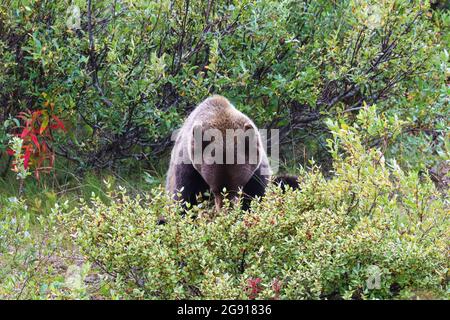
23 147 32 169
6 149 15 156
31 110 43 120
51 115 66 131
20 128 31 139
30 134 40 151
17 112 30 120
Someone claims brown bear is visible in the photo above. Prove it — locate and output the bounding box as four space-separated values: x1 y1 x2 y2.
166 95 272 211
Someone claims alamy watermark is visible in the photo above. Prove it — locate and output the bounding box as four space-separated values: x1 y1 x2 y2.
171 127 279 175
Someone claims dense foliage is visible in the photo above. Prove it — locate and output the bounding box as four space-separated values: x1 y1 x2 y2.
0 0 448 300
56 116 448 299
1 0 448 171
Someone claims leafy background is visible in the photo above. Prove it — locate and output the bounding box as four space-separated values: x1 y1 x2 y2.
0 0 448 299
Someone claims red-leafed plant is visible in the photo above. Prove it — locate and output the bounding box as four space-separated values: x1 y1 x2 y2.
271 278 282 300
8 105 66 180
246 277 262 300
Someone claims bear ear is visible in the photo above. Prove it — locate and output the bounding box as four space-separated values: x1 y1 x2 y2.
244 122 253 131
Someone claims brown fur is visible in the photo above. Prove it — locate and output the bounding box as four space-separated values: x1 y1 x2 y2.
273 175 300 192
166 95 272 210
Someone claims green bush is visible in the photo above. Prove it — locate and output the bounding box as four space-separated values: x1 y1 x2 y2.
0 196 61 299
57 114 449 299
0 0 447 301
0 193 100 299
